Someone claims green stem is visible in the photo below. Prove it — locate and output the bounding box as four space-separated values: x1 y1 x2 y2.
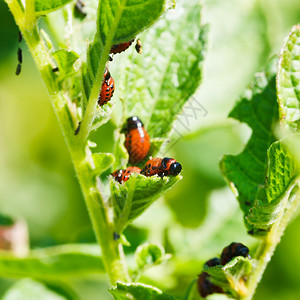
71 150 130 283
25 0 35 29
5 0 129 285
244 186 300 300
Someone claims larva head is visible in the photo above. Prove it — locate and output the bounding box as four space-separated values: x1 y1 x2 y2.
169 162 182 176
161 158 182 176
126 116 143 130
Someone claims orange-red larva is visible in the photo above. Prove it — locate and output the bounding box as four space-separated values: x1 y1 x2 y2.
140 157 182 178
112 166 141 183
110 39 134 54
98 68 115 106
124 116 151 164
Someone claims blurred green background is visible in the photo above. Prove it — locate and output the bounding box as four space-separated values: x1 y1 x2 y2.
1 0 300 299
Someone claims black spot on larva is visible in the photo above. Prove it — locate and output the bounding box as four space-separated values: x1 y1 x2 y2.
106 88 110 91
129 135 132 138
148 164 151 168
159 166 162 170
104 72 111 81
129 140 132 144
152 166 156 170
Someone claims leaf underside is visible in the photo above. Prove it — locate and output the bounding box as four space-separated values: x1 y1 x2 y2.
247 138 299 229
109 282 175 300
277 25 300 131
111 174 182 233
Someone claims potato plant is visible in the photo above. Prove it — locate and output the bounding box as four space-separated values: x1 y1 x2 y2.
1 0 300 299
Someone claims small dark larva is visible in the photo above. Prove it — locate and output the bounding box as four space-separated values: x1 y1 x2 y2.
74 122 81 135
123 116 150 164
113 232 120 240
135 39 142 54
17 47 22 64
110 39 134 54
140 157 182 178
197 272 224 298
15 63 21 76
98 68 115 106
204 257 221 268
220 242 250 266
74 0 87 18
112 166 141 183
18 31 22 43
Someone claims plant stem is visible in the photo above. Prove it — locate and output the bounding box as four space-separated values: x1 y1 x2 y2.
5 0 129 285
25 0 35 29
71 150 130 283
244 187 300 300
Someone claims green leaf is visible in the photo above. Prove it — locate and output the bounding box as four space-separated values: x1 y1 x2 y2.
52 49 79 79
82 0 166 106
203 257 252 299
109 282 175 300
277 25 300 131
220 58 279 232
0 244 104 279
92 152 114 176
111 173 182 233
2 279 67 300
35 0 73 15
91 103 113 132
135 243 170 270
98 0 166 45
117 0 207 144
247 139 299 229
84 141 114 178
